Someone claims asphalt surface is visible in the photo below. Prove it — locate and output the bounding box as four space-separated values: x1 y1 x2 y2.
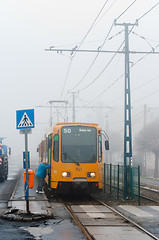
1 161 159 240
0 163 86 240
0 161 20 214
0 217 86 240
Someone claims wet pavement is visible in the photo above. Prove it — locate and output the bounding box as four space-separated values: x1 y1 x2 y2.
1 164 159 239
0 162 20 215
0 167 86 240
0 217 86 240
7 170 54 218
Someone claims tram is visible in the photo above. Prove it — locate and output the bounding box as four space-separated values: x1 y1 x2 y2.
38 122 109 194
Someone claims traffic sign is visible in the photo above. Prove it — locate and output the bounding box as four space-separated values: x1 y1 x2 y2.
16 109 35 130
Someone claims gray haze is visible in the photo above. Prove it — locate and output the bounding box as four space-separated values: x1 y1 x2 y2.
0 0 159 167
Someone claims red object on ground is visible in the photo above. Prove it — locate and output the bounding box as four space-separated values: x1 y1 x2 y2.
24 170 35 189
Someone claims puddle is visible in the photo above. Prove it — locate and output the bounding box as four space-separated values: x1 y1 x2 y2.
0 202 7 208
21 226 54 240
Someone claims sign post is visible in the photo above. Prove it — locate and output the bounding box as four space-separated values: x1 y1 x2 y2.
23 151 30 169
16 109 35 214
25 129 29 213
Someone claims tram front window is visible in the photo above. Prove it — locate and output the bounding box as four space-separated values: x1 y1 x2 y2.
61 126 97 164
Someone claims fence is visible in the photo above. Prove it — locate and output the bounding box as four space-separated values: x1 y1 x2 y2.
103 163 140 205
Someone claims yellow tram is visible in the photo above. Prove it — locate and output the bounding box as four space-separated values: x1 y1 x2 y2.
38 122 109 194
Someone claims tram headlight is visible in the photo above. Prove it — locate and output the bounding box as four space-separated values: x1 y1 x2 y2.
87 172 96 178
62 171 71 177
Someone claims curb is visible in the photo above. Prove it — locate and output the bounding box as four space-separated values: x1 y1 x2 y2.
1 209 54 222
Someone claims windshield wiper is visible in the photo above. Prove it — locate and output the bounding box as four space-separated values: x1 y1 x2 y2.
62 152 80 166
71 158 80 166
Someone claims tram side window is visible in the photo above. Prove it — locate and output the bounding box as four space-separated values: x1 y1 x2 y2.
53 134 59 162
40 143 43 163
98 135 102 162
48 134 52 164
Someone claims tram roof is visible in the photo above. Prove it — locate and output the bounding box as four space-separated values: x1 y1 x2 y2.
46 122 99 136
56 122 99 126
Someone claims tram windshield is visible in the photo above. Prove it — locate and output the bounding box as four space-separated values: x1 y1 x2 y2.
61 126 97 164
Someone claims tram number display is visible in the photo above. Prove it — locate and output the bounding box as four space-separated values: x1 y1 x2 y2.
63 127 93 134
63 128 72 134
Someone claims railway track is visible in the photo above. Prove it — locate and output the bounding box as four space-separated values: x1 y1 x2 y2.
140 183 159 203
61 196 158 240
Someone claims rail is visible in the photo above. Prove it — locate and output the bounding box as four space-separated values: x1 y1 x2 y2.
62 195 158 240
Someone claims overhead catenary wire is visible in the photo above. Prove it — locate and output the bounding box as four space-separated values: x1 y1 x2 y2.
87 72 124 106
131 31 155 51
137 1 159 21
95 0 118 26
133 88 159 104
73 0 110 56
60 58 73 99
78 40 125 92
115 0 137 21
83 3 159 105
86 41 159 105
70 0 137 91
70 23 115 91
131 43 159 67
58 1 159 106
60 0 110 99
107 75 159 107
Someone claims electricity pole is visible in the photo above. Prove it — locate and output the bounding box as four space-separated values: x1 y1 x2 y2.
48 101 53 127
143 104 147 176
115 21 137 199
68 91 78 122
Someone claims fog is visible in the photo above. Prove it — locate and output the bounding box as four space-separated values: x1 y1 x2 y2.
0 0 159 169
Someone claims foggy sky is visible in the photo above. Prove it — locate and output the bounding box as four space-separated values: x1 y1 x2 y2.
0 0 159 164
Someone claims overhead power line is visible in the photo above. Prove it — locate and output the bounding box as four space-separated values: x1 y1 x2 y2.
70 23 114 91
60 59 72 99
115 0 137 21
59 0 139 96
78 42 124 92
70 0 137 91
133 88 159 104
60 0 110 99
107 75 159 107
47 2 159 104
138 2 159 21
132 31 155 51
87 41 159 105
74 0 110 55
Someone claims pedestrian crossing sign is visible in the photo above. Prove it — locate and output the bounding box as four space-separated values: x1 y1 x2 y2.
16 109 35 129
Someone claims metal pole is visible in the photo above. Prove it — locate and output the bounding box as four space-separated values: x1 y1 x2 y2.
50 104 53 127
115 21 137 200
103 163 106 193
117 164 119 200
45 47 159 55
25 129 29 214
143 104 147 175
124 23 132 200
110 163 112 195
138 165 141 206
72 92 75 122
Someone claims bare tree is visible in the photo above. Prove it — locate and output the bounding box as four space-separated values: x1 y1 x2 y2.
135 119 159 178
